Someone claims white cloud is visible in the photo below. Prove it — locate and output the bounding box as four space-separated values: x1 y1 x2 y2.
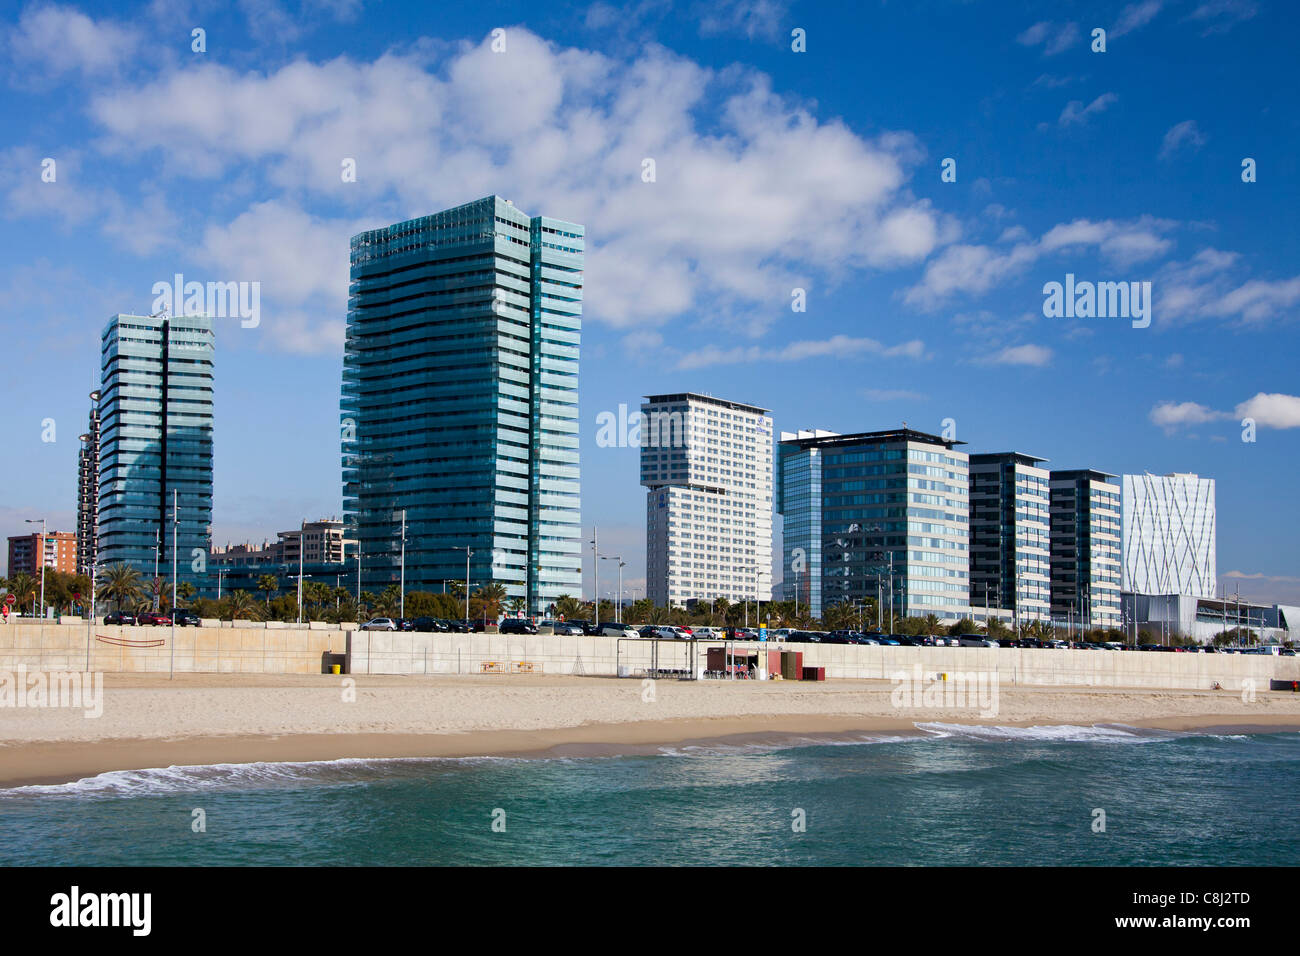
906 216 1174 308
87 31 943 336
1111 1 1164 38
1149 400 1229 432
979 344 1053 367
1158 120 1207 160
697 0 789 41
1186 0 1258 35
1017 21 1079 56
1234 393 1300 429
1155 249 1300 326
1057 92 1117 127
675 334 925 370
7 3 141 78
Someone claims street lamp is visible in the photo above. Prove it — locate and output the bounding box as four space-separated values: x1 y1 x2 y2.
452 546 473 626
601 555 625 623
24 518 46 619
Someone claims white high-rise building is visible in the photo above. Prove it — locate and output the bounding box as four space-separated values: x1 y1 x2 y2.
641 393 773 609
1122 473 1217 598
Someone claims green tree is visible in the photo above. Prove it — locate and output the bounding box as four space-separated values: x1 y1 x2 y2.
222 589 257 621
258 574 279 606
554 594 585 621
177 581 197 605
947 617 978 637
97 563 143 613
6 572 37 616
471 583 508 624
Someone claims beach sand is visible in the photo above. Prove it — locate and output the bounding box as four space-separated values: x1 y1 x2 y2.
2 672 1299 787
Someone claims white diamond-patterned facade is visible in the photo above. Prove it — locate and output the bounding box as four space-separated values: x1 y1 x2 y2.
1121 473 1217 598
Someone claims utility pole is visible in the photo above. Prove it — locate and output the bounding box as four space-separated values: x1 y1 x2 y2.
297 524 304 626
399 509 406 619
453 546 473 627
601 555 625 623
591 527 599 628
170 489 178 680
24 518 47 619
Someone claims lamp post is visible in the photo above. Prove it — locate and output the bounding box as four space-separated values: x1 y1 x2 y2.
170 489 178 680
601 555 625 623
453 546 473 627
397 510 406 619
24 518 46 619
296 525 304 626
590 528 599 629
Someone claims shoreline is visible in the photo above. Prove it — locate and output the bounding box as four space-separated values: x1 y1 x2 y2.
4 712 1300 790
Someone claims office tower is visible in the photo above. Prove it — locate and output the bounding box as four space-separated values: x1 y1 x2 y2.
1121 473 1217 598
342 197 583 615
97 313 215 587
777 428 969 622
1049 469 1122 630
968 453 1052 626
76 389 101 575
7 531 77 577
640 393 773 609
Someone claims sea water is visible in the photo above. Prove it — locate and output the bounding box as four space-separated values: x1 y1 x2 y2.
1 725 1295 866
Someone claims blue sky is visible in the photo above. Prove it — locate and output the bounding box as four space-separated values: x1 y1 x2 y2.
2 0 1297 603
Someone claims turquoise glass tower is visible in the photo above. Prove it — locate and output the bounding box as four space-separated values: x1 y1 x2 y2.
342 197 583 614
97 313 215 588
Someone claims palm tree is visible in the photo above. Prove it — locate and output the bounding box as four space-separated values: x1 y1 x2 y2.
507 596 526 616
177 581 197 605
553 594 584 621
223 589 257 621
471 583 507 624
257 574 279 606
98 563 143 612
6 572 37 616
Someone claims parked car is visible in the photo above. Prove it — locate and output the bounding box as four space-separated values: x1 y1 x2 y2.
361 618 397 631
500 618 539 635
549 621 585 636
138 611 171 626
956 634 992 647
409 617 444 632
104 611 137 626
169 608 202 627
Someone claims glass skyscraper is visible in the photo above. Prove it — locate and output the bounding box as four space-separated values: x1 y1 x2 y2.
778 428 969 622
342 196 583 614
97 314 214 587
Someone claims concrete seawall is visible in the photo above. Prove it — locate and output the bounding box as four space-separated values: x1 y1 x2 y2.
1 623 1297 691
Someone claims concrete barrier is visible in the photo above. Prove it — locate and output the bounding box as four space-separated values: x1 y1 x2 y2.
0 623 1296 690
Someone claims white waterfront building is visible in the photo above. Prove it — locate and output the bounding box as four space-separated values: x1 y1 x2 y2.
1121 473 1217 598
641 393 773 610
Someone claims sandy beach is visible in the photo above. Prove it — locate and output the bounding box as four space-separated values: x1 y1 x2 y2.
2 673 1299 788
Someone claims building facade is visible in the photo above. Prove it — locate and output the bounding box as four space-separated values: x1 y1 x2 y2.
641 393 773 609
1049 469 1122 630
1121 472 1216 598
342 197 583 615
76 390 101 575
7 531 77 578
96 314 215 587
778 428 970 623
968 453 1052 626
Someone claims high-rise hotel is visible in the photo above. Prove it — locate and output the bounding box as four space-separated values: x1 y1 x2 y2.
778 428 969 622
342 197 583 614
641 393 773 609
96 313 215 586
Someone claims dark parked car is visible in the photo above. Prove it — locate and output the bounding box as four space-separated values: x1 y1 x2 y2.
168 608 201 627
499 618 538 635
104 611 137 626
409 617 446 632
443 619 471 633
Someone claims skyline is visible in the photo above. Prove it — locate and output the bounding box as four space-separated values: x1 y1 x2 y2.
2 0 1298 606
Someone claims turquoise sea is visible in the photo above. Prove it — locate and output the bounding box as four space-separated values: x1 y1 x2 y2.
2 724 1296 866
